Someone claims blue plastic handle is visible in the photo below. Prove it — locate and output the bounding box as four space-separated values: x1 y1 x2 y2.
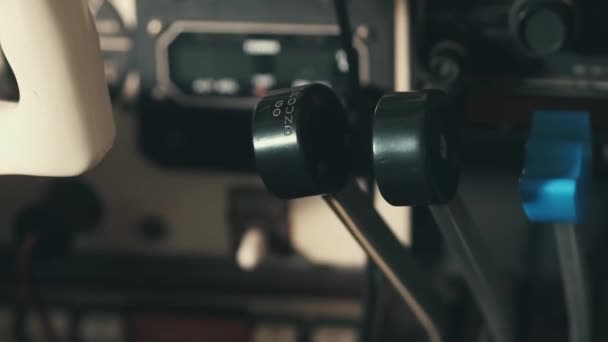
519 111 591 223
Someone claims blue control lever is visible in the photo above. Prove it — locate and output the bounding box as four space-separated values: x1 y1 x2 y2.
519 111 592 342
520 111 591 223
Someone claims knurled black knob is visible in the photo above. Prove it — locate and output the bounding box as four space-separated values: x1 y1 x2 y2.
252 84 350 199
373 90 459 206
511 0 574 57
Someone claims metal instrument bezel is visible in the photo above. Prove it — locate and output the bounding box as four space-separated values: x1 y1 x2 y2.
155 20 370 109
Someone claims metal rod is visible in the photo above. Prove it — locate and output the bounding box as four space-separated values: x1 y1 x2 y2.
554 223 591 342
429 195 514 342
324 180 445 342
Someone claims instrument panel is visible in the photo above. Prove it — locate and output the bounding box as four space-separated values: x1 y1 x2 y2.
83 0 392 108
156 21 359 109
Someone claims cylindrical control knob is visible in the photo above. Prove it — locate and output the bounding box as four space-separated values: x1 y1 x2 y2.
373 90 459 206
252 84 350 199
511 1 574 57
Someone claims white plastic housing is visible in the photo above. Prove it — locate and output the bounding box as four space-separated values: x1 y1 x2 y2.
0 0 115 176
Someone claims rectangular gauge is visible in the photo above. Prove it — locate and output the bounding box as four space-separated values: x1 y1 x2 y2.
155 21 369 109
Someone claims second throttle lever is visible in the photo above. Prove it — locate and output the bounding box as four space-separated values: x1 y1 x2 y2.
373 90 515 342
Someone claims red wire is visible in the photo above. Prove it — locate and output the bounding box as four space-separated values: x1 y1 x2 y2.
16 232 60 342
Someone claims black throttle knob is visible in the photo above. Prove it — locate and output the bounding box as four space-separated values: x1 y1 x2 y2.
373 90 459 206
252 84 350 199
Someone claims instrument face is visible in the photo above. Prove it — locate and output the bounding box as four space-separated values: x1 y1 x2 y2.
161 24 352 108
133 0 391 171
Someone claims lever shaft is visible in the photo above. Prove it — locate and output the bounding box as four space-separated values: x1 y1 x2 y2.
554 223 591 342
324 180 445 342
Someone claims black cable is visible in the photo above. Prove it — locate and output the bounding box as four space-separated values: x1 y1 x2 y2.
16 232 60 342
332 3 379 341
333 0 362 107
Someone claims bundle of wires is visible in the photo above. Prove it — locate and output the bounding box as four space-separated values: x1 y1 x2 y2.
16 232 60 342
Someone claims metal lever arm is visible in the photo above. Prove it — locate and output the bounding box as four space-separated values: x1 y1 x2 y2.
554 223 591 342
324 180 445 342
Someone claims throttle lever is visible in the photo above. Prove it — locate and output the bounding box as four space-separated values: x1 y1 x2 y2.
324 180 444 342
252 83 447 342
